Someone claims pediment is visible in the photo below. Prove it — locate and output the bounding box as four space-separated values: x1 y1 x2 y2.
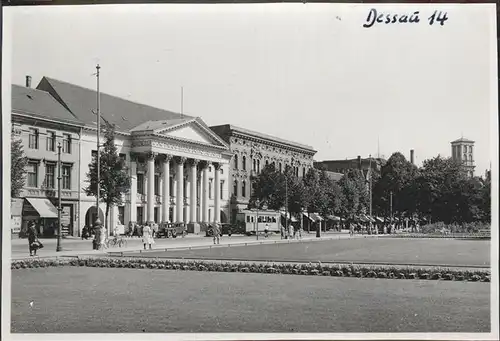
155 119 228 149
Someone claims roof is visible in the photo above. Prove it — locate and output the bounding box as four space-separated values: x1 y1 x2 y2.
451 137 475 144
210 124 316 153
324 170 344 182
37 77 191 132
11 84 83 126
130 118 194 132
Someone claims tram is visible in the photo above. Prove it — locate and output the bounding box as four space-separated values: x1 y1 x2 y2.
236 209 282 235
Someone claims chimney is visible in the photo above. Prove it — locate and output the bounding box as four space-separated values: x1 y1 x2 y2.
410 149 414 164
25 75 32 88
357 155 362 170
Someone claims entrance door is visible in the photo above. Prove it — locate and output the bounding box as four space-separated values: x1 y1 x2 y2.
137 207 144 224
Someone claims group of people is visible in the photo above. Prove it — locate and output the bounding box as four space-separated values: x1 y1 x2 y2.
280 224 303 240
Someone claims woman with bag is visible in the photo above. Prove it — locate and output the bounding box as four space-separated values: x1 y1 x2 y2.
27 221 41 256
142 224 154 250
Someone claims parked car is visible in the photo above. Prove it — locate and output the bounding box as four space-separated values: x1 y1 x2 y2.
157 222 187 238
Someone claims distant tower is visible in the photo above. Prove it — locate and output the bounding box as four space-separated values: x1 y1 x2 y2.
451 137 475 177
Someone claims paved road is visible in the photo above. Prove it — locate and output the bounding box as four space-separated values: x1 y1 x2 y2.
10 232 354 259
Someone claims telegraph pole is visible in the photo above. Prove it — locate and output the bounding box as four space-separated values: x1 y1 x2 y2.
56 143 62 252
390 191 393 220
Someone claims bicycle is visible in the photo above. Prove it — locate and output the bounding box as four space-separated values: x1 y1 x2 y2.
108 236 127 248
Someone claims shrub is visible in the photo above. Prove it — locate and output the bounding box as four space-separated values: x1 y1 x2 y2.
377 272 388 279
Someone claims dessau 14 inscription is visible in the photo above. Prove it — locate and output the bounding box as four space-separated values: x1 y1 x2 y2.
363 9 449 28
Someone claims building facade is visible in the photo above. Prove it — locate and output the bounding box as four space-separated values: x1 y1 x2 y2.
451 137 475 177
12 82 84 237
36 76 233 235
209 124 317 223
314 155 386 176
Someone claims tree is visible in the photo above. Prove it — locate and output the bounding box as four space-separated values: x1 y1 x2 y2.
11 136 28 198
372 152 418 218
85 123 131 231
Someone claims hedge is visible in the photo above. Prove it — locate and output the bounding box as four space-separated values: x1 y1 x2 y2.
11 258 491 283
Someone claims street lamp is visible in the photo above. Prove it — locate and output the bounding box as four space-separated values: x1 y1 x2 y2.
254 199 260 240
56 143 62 252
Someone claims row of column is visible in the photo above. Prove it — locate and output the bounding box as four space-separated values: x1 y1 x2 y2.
129 152 222 225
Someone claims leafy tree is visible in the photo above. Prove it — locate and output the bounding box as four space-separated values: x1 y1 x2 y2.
372 152 418 218
85 123 131 231
11 137 28 198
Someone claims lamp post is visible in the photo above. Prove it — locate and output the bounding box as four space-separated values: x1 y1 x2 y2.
56 143 62 252
284 174 288 240
368 154 373 233
94 64 102 234
254 199 260 240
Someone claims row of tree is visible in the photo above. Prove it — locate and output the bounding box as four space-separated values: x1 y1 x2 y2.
249 152 491 226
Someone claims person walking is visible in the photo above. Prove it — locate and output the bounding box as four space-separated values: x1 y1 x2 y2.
27 221 38 256
142 224 154 250
227 226 232 239
264 224 269 238
213 223 220 245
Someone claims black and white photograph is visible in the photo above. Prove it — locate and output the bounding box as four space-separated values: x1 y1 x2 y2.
2 2 498 340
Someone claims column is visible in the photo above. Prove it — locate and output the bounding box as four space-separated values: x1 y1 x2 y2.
172 176 177 223
198 170 203 222
129 153 137 225
162 155 172 223
190 159 199 223
214 163 221 223
147 152 156 224
185 174 190 224
175 157 186 223
202 162 210 223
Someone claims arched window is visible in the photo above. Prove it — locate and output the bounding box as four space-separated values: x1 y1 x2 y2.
279 163 282 172
463 154 467 161
257 160 261 173
233 180 238 197
234 154 238 169
242 181 246 197
242 156 246 170
253 159 256 171
265 160 269 167
469 154 473 161
302 168 306 177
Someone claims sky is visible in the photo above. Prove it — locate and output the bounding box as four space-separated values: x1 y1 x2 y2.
6 3 497 175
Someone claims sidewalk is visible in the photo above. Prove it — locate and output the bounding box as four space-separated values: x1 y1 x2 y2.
11 232 367 260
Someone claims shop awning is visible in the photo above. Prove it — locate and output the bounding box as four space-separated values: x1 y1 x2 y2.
302 212 315 222
25 198 58 218
309 213 324 222
375 216 384 223
327 215 341 222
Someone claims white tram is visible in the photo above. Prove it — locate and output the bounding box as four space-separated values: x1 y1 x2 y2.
236 209 282 235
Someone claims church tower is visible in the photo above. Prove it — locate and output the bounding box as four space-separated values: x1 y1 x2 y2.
451 137 475 177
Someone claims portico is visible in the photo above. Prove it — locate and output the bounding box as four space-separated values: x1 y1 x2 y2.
127 117 232 233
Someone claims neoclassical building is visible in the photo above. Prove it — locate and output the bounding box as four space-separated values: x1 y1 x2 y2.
209 124 317 223
33 76 232 235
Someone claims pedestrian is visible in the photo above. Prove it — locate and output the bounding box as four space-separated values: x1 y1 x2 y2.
349 221 354 236
264 224 269 238
289 225 294 240
213 224 220 245
227 226 232 238
142 224 154 250
27 221 39 256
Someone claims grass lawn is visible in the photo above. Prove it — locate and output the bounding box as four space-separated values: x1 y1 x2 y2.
129 238 490 267
12 267 490 333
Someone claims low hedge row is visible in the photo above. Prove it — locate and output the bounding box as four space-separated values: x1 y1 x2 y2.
389 233 490 239
12 258 491 283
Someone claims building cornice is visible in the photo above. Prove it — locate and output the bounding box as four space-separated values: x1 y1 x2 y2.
230 130 316 156
12 110 84 129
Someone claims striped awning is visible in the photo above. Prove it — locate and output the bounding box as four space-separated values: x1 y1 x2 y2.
327 215 341 222
25 198 58 218
309 213 324 222
302 212 315 222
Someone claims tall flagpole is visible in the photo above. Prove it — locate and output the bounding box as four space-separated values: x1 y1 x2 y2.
95 64 101 229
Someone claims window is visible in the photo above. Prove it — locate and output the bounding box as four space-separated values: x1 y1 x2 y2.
137 207 144 224
220 181 224 200
279 163 282 172
154 207 159 223
118 206 125 225
265 160 269 167
253 159 256 171
154 174 160 195
45 163 55 189
463 154 467 161
62 165 71 190
242 156 246 170
27 161 38 187
28 128 39 149
91 150 98 160
247 216 251 223
302 168 306 178
234 155 239 169
62 134 71 154
137 174 144 194
469 154 473 162
209 180 213 199
209 166 212 172
257 160 260 173
169 177 174 196
233 180 238 197
242 182 246 197
46 131 56 152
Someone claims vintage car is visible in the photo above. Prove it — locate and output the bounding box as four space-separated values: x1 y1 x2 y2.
157 222 187 238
